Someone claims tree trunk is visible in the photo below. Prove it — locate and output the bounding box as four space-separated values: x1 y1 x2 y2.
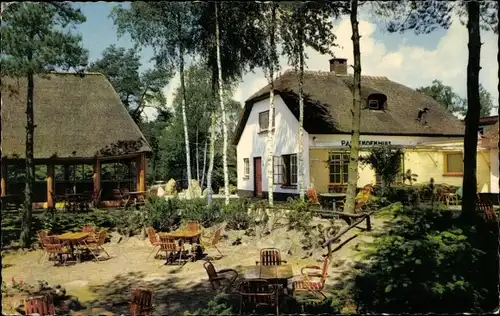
21 68 35 248
461 1 481 216
178 14 192 189
201 125 208 189
344 0 362 214
196 126 200 183
206 112 217 206
215 3 230 205
266 4 277 206
297 11 305 201
497 3 499 207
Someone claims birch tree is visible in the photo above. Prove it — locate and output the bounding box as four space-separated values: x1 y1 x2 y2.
1 2 88 247
215 3 230 205
112 2 195 189
280 2 338 200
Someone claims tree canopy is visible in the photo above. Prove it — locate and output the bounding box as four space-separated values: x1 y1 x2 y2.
88 45 172 122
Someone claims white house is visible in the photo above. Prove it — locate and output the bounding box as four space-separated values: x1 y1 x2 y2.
232 58 471 199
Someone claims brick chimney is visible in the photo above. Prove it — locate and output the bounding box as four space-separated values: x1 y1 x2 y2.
329 58 347 75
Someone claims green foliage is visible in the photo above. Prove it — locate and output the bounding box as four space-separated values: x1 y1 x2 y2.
88 45 172 122
417 80 494 117
222 198 252 230
373 185 420 205
285 198 313 232
183 294 235 315
41 210 117 235
142 196 182 231
179 198 223 227
352 205 498 313
359 146 403 193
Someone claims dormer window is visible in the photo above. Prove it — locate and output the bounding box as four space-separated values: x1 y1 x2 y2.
368 99 381 110
366 93 387 111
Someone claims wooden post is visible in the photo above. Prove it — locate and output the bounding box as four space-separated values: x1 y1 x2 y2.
93 159 101 195
1 159 7 197
46 164 54 208
136 153 146 192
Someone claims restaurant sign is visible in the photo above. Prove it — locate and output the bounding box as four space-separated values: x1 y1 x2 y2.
341 140 392 147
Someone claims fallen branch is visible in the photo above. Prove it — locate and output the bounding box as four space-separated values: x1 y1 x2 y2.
322 211 374 249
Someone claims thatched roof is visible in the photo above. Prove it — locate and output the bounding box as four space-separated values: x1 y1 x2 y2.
1 72 151 159
233 70 465 145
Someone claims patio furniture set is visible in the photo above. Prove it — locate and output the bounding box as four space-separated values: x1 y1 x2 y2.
37 224 110 266
203 248 329 315
146 221 223 265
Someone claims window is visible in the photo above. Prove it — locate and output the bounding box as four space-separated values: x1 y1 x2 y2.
258 110 275 132
444 152 463 175
329 152 350 184
368 99 382 110
478 126 485 135
273 154 298 185
243 158 250 178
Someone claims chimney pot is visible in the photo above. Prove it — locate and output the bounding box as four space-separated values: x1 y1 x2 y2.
329 58 348 75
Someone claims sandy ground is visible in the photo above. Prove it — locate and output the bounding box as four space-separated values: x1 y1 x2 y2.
1 215 388 315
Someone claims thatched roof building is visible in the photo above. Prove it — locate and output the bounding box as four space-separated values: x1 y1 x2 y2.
1 72 151 159
233 67 464 145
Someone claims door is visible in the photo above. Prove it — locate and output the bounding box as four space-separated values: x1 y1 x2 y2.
254 157 262 197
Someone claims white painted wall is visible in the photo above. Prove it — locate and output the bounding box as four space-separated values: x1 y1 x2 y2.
236 95 309 194
309 134 464 148
490 149 499 193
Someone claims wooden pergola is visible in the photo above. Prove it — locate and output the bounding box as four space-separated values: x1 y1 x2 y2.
1 72 152 208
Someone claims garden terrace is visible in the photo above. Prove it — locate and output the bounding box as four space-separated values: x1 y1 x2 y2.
0 73 151 208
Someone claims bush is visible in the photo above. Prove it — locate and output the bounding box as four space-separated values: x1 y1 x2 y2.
373 185 419 205
41 209 118 235
285 198 313 232
222 199 252 230
179 198 223 227
352 205 497 313
143 196 182 231
183 294 235 315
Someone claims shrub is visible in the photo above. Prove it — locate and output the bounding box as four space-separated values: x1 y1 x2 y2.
352 205 497 313
222 199 252 230
183 294 235 315
143 196 181 231
41 209 117 235
285 198 313 232
179 198 223 227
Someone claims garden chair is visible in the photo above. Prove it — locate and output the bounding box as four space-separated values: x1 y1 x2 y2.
37 230 49 263
158 235 184 265
203 261 239 293
130 287 153 316
92 189 102 209
24 294 55 316
85 230 110 261
239 279 279 315
146 227 161 260
292 257 329 301
200 227 224 258
43 236 69 266
306 187 321 209
185 220 201 232
477 194 496 220
82 223 97 243
256 248 287 266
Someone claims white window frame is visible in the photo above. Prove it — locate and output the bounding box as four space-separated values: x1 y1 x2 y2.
243 158 249 178
258 110 276 132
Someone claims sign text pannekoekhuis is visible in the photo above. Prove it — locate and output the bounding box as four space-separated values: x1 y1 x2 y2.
341 140 392 147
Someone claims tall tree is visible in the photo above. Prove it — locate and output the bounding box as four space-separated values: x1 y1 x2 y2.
280 2 338 200
191 2 267 204
88 45 172 123
1 2 88 247
373 0 497 215
215 3 229 205
112 2 195 189
342 0 363 214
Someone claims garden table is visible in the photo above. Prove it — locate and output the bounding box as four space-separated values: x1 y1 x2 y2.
123 191 147 208
57 232 90 262
242 264 294 289
319 193 346 211
159 230 202 261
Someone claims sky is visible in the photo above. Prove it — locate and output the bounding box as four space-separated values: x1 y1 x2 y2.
74 2 499 120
